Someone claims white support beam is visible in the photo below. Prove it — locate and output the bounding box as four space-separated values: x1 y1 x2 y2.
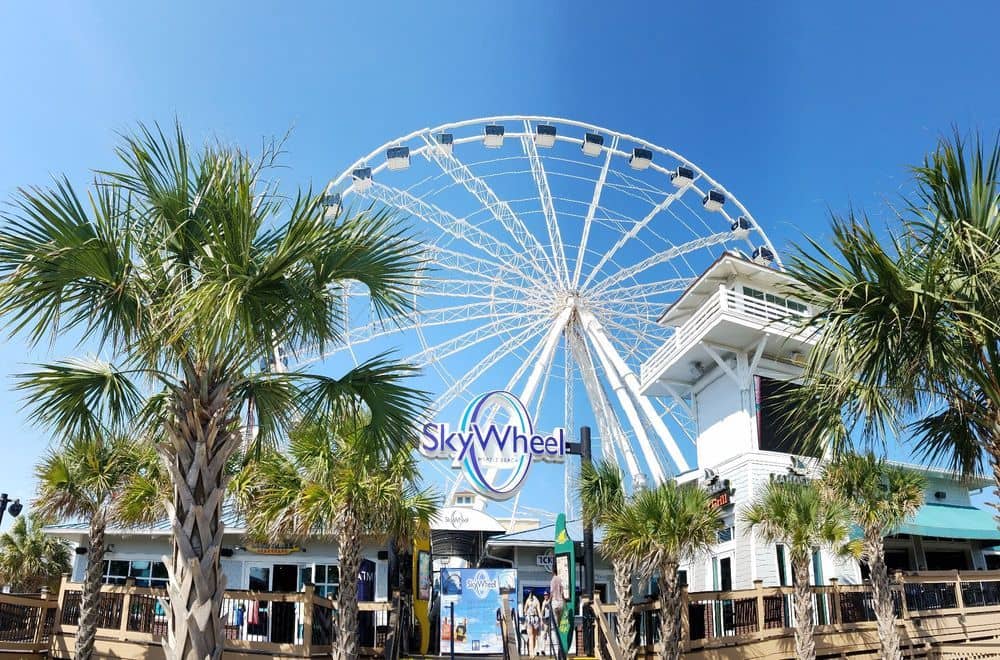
662 382 695 419
583 319 668 484
522 120 569 286
568 324 645 487
702 344 740 385
573 135 618 287
579 308 691 473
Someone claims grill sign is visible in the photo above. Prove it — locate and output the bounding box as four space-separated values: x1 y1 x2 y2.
420 391 566 500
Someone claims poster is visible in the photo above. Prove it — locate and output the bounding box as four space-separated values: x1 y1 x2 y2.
417 551 432 600
439 568 518 654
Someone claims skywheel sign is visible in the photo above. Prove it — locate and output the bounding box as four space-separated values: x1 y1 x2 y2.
420 390 567 500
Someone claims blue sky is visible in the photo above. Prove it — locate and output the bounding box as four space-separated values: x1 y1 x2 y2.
1 1 998 528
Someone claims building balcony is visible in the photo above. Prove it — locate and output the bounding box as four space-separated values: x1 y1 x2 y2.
640 286 816 395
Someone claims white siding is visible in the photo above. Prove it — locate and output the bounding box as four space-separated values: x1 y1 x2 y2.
694 373 752 468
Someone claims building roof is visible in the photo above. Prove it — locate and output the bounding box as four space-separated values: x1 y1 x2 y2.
485 519 604 549
43 505 246 537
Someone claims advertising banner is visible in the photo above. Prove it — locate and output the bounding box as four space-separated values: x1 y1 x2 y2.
439 568 518 654
553 513 576 653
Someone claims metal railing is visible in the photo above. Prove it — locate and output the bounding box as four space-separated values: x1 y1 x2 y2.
640 287 810 388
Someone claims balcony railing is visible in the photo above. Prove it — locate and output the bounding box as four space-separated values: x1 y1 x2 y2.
640 287 810 388
50 576 395 658
589 569 1000 659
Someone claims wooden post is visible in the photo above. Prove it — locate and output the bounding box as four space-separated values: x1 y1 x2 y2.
55 572 70 627
895 571 909 620
32 586 51 647
954 569 965 614
753 580 765 635
829 578 842 625
679 585 690 648
302 584 315 656
120 578 134 641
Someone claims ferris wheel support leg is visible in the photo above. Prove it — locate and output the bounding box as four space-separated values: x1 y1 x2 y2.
579 308 691 474
577 321 668 485
567 325 645 487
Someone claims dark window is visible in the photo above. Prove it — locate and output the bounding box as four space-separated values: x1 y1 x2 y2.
776 545 788 586
756 376 821 457
719 557 732 592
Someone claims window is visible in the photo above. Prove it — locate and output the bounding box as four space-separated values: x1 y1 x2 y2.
455 495 474 506
717 527 734 543
314 564 340 599
775 545 788 586
743 286 806 313
102 560 168 588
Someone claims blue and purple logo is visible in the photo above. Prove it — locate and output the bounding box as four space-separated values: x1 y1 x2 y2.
420 391 566 500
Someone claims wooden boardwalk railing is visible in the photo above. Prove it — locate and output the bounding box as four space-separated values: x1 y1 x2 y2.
50 576 394 659
589 570 1000 659
0 589 57 657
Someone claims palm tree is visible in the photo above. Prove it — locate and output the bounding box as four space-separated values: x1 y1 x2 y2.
821 453 924 660
578 459 637 660
742 480 852 660
232 414 439 660
0 123 427 660
32 436 151 660
601 481 721 660
783 132 1000 493
0 513 71 593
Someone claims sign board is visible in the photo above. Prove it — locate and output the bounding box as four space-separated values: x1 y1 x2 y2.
412 540 431 654
439 568 518 654
535 554 554 571
420 391 566 500
553 514 576 653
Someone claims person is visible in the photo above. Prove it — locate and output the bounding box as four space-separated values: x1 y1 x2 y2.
549 567 566 629
541 592 554 655
524 592 542 656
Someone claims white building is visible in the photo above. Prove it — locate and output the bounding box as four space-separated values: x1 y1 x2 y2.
639 252 999 593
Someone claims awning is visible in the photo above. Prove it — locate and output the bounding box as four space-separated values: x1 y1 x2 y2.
893 503 1000 541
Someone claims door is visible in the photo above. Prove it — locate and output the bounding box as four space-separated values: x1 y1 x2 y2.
271 564 298 643
712 555 734 637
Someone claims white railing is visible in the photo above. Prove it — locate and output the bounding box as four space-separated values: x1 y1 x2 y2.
640 287 809 387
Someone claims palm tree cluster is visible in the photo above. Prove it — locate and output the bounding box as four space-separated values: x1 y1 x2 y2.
578 460 722 660
0 513 71 593
0 123 436 660
231 416 439 660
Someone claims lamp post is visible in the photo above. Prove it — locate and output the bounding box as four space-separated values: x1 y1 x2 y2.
567 427 595 656
0 493 23 527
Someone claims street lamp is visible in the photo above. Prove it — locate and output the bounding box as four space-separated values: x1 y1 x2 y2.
0 493 23 527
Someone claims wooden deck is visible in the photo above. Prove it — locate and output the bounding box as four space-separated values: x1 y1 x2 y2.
591 570 1000 659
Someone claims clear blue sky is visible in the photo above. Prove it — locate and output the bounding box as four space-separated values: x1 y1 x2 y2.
1 1 998 527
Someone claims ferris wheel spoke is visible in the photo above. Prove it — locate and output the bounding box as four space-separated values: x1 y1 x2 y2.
521 120 569 286
590 231 734 296
428 245 539 288
596 277 693 301
573 135 619 287
430 318 550 415
363 181 548 282
407 315 545 369
419 133 559 287
581 186 691 290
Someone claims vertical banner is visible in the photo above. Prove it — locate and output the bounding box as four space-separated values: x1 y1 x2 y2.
412 538 431 654
439 568 518 654
553 513 576 653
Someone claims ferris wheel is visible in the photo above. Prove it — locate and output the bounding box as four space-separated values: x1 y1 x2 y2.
301 116 779 503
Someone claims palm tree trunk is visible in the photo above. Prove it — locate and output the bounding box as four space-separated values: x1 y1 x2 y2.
334 508 361 660
656 562 681 660
614 562 637 660
792 559 816 660
160 370 239 660
866 537 902 660
75 513 106 660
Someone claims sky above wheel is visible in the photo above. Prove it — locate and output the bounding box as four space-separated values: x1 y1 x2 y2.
1 0 998 527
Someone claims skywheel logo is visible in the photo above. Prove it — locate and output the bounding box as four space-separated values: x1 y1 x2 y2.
420 391 566 501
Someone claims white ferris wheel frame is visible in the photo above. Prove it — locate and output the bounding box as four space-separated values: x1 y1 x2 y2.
312 115 781 501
